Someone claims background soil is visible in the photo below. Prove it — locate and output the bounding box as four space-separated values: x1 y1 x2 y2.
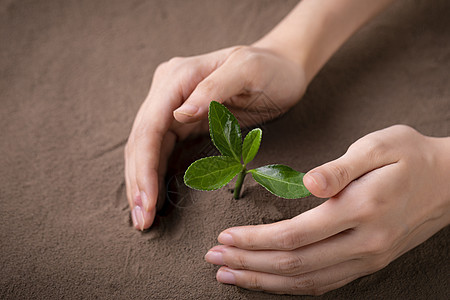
0 0 449 299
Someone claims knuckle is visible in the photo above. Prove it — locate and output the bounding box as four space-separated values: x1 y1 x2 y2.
352 196 378 224
155 61 169 75
365 140 386 162
229 46 263 85
290 275 315 293
369 255 391 272
196 79 216 96
247 275 263 291
241 50 263 68
167 56 183 66
240 226 258 249
390 124 414 134
365 243 385 257
235 254 249 270
349 124 418 163
352 135 387 163
363 256 386 273
155 56 185 75
328 163 350 188
359 231 391 256
242 56 263 82
274 255 304 275
229 45 254 60
274 226 303 250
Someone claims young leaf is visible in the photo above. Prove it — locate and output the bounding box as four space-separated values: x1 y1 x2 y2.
249 165 311 199
242 128 262 164
208 101 242 162
184 156 242 191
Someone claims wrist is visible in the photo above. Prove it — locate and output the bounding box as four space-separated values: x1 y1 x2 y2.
251 37 312 83
252 0 395 85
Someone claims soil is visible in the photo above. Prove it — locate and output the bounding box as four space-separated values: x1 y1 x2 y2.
0 0 449 299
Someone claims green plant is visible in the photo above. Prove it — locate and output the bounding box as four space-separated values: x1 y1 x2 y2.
183 101 311 199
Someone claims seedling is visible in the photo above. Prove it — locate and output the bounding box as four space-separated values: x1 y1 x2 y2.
184 101 311 199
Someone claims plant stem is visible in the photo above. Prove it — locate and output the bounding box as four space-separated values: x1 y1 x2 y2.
234 168 247 199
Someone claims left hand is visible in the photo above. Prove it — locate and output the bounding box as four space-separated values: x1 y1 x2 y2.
205 125 450 295
124 46 307 230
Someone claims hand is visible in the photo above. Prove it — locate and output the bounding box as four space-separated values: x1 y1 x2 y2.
205 125 450 295
125 45 307 230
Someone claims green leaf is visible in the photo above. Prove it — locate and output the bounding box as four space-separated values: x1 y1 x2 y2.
184 156 242 191
242 128 262 164
208 101 242 162
249 165 311 199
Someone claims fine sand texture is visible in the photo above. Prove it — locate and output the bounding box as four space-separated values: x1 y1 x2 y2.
1 0 449 299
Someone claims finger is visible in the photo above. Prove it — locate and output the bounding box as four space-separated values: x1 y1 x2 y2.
131 49 233 216
125 140 152 231
128 47 245 229
130 205 155 231
128 143 156 231
127 104 174 230
218 198 355 250
303 130 398 198
215 258 369 295
155 130 177 211
207 230 357 276
124 144 136 209
132 129 176 230
173 50 247 123
128 155 156 231
132 94 177 209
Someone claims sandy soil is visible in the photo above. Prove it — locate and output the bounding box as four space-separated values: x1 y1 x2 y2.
0 0 449 299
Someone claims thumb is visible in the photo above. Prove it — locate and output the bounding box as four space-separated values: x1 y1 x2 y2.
173 56 246 123
303 140 396 198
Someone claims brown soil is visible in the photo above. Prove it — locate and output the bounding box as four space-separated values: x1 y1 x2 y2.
0 0 448 299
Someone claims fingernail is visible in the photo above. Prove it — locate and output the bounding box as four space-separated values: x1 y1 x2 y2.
217 269 236 285
133 206 145 231
131 207 139 228
141 191 150 212
307 172 327 191
205 251 224 265
134 191 142 207
218 232 234 245
174 104 199 117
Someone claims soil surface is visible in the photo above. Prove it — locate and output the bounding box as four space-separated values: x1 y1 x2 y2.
1 0 449 299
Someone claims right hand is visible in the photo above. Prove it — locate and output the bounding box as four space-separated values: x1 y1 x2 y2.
125 45 308 230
